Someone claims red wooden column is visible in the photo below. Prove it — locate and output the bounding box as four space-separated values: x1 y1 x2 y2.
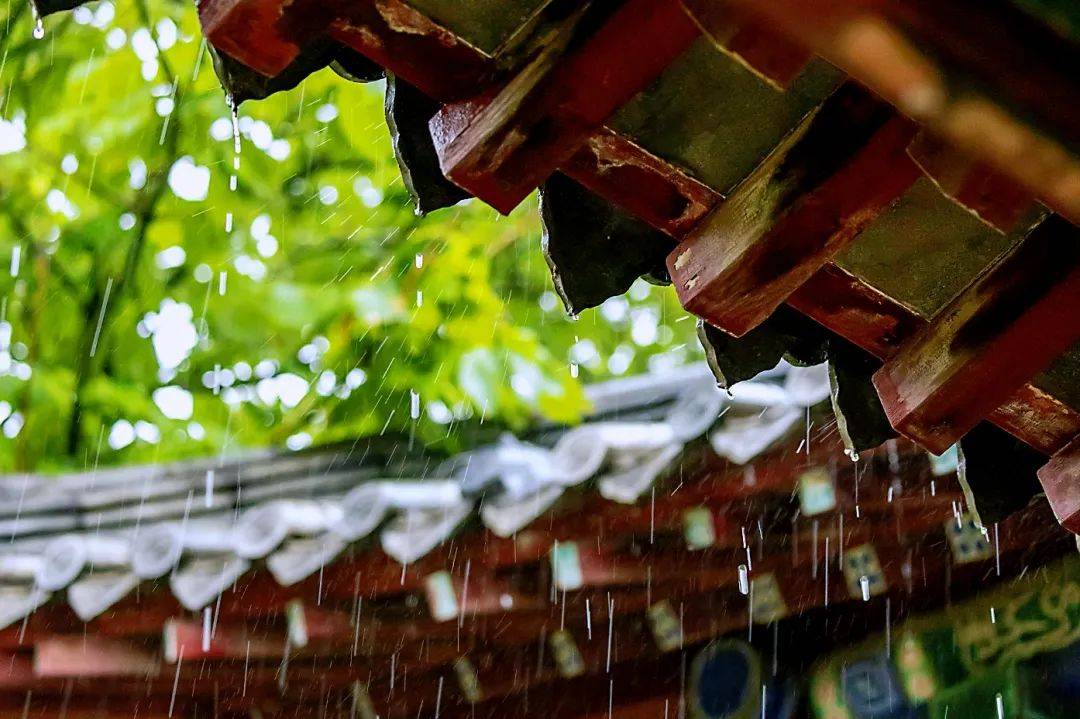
428 0 702 214
666 85 919 337
873 215 1080 454
1038 434 1080 533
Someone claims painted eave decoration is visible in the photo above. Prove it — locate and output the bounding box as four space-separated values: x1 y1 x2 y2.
1 362 1073 717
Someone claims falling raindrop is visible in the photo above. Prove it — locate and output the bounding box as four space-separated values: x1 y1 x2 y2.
885 597 891 656
804 406 811 454
204 469 214 507
824 536 830 606
860 575 870 601
887 439 901 475
29 2 44 39
994 523 1001 576
202 606 211 651
605 594 614 673
89 278 114 358
9 246 20 277
738 564 749 595
167 628 191 719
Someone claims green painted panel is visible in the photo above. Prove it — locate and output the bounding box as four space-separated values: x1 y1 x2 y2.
609 40 842 195
1034 343 1080 412
835 178 1027 319
404 0 550 55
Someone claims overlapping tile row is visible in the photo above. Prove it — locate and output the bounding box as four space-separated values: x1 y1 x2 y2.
0 364 818 627
1 365 1071 717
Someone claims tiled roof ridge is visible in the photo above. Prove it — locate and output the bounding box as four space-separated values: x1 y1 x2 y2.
0 361 830 626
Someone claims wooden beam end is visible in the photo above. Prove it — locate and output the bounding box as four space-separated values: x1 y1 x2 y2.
1038 434 1080 534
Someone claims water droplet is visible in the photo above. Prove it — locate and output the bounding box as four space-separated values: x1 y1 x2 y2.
29 2 44 39
738 564 749 595
229 100 241 155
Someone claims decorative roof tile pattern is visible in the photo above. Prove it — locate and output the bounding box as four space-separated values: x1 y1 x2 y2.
0 362 829 629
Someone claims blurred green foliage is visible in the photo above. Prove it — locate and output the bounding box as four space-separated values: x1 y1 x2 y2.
0 0 699 472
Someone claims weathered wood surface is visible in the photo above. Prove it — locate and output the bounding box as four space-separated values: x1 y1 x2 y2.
1039 433 1080 533
873 215 1080 454
907 131 1037 233
429 0 702 214
789 266 1080 457
681 0 812 90
714 0 1080 224
668 85 919 337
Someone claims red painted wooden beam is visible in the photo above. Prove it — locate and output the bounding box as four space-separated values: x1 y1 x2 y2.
907 132 1037 233
681 0 812 90
200 0 493 102
429 0 702 214
717 0 1080 225
873 215 1080 454
1038 433 1080 534
329 0 493 102
667 85 919 337
198 0 333 77
561 129 719 237
790 265 1080 457
33 636 159 678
